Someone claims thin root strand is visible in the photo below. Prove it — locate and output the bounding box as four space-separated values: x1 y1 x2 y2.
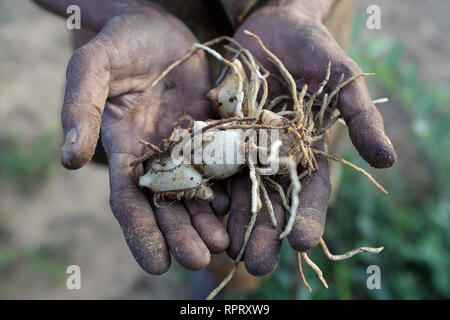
301 252 328 289
297 252 312 292
319 237 384 261
312 148 388 194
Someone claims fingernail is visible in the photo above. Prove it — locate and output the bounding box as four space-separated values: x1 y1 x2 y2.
61 127 78 154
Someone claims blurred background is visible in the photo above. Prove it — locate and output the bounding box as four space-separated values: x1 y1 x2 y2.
0 0 449 299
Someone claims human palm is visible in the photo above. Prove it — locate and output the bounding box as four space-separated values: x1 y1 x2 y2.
225 4 397 275
61 9 230 274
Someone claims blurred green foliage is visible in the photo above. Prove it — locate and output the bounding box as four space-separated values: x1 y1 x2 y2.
0 129 58 186
0 0 11 25
0 242 68 296
0 244 67 281
226 14 450 300
0 127 63 296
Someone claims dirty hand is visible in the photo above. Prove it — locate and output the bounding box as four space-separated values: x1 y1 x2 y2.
226 0 397 275
58 4 230 274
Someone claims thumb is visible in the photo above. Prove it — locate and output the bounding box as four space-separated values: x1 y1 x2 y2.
61 39 111 169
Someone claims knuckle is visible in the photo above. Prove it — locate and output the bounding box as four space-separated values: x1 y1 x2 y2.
67 41 109 76
68 45 90 72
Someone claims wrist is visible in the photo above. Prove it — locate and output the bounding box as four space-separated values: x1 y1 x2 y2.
32 0 164 31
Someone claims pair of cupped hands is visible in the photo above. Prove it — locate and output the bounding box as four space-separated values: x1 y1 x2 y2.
49 0 396 276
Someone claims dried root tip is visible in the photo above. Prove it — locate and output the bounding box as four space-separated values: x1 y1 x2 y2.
301 252 328 289
373 97 389 104
129 140 163 168
297 252 312 292
139 139 162 153
319 238 384 261
130 150 156 168
312 148 388 194
206 263 239 300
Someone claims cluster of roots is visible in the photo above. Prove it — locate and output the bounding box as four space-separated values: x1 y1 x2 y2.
131 30 387 299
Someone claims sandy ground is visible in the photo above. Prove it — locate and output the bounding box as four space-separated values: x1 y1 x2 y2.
0 0 448 299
